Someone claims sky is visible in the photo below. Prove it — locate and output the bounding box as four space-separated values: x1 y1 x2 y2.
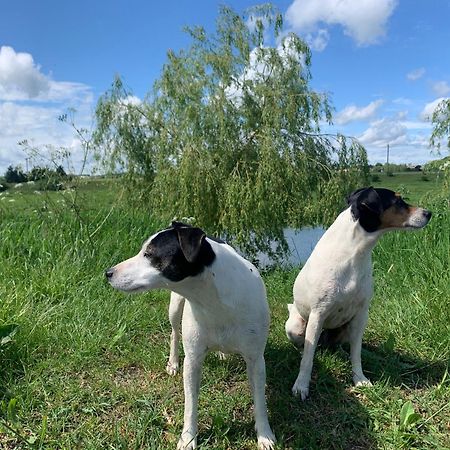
0 0 449 173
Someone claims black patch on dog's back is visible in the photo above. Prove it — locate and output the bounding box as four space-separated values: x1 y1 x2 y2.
145 224 216 282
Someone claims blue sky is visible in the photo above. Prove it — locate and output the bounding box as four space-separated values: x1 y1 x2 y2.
1 0 449 172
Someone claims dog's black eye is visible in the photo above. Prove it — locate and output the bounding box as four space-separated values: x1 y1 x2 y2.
143 251 151 258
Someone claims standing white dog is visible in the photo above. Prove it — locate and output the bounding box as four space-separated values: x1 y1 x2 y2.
285 187 431 400
106 221 275 449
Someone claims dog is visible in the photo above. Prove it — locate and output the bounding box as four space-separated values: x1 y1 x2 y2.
285 187 431 400
105 221 275 450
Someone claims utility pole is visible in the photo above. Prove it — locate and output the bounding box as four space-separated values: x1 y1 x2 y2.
386 143 390 174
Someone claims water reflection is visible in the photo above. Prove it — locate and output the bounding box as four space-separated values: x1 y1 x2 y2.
257 226 325 268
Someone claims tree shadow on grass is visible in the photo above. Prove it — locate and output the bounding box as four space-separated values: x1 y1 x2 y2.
358 342 449 389
263 339 449 449
0 342 26 402
264 342 376 450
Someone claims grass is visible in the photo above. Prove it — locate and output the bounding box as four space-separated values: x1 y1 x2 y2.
0 176 449 449
371 171 445 203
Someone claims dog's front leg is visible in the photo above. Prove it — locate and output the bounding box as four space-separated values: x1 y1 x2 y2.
292 310 324 400
177 348 206 450
167 292 185 376
347 307 372 387
245 355 276 450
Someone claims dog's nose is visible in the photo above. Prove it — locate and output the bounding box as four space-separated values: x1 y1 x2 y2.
424 210 432 220
105 268 114 279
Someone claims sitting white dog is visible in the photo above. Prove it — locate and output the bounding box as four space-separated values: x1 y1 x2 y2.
106 221 275 449
285 187 431 400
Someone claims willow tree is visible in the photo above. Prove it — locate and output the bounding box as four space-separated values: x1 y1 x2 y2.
94 5 368 258
429 98 450 190
430 99 450 151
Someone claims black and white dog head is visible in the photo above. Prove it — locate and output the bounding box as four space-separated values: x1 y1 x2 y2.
347 187 432 233
105 222 216 292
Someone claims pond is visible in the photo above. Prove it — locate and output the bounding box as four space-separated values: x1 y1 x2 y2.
257 226 325 268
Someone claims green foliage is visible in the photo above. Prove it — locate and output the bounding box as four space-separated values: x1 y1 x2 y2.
93 4 369 257
3 163 69 192
371 174 381 182
395 401 422 448
399 401 421 431
423 155 450 172
430 98 450 150
28 165 68 191
4 165 27 183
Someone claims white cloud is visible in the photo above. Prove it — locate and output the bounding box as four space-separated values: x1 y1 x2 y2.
366 143 431 164
225 36 306 105
304 29 330 51
392 97 413 106
359 117 407 147
224 47 268 105
0 101 93 173
335 99 383 125
420 97 448 121
402 120 432 130
0 46 92 103
431 80 450 97
122 95 142 106
406 67 426 81
285 0 397 49
356 115 433 164
0 46 50 100
0 46 95 173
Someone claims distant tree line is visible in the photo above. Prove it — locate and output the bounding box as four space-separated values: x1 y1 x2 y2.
369 162 423 173
3 164 69 190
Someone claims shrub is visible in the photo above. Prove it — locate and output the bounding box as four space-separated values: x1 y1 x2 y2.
4 166 27 183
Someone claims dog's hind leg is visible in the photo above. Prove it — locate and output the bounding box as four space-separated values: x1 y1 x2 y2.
245 354 276 450
166 292 185 376
347 306 372 387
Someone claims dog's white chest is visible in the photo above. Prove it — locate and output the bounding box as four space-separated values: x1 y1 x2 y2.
293 208 376 328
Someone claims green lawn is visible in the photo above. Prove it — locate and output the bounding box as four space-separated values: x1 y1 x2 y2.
371 171 445 203
1 177 449 449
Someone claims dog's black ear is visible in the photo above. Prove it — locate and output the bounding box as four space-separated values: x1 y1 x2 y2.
347 187 369 206
175 226 207 263
347 187 383 232
347 186 382 213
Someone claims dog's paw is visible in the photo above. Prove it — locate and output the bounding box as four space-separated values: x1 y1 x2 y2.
257 433 276 450
292 381 309 401
166 361 180 376
177 433 197 450
353 375 373 388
